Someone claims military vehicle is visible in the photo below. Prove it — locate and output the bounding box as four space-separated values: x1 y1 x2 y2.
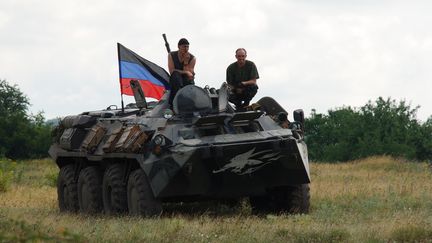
49 81 310 216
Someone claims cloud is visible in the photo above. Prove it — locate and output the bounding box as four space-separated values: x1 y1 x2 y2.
1 0 432 121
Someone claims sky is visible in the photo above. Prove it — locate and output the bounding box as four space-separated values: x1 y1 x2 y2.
1 0 432 122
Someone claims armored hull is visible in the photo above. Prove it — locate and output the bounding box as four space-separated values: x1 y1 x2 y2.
50 82 311 216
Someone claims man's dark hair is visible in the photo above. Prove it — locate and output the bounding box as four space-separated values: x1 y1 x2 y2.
178 38 190 46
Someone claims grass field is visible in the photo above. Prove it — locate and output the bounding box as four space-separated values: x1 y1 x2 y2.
1 156 432 242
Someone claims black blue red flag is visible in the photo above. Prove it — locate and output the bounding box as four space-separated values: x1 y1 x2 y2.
117 43 170 100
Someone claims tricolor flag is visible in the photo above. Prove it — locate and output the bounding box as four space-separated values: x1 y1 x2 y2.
117 43 170 100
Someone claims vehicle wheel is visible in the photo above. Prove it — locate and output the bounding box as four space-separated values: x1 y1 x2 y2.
57 164 79 212
103 163 128 215
250 195 272 214
273 184 310 214
78 166 103 214
221 199 240 208
127 169 162 217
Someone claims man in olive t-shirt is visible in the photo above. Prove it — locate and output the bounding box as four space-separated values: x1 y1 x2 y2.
226 48 259 110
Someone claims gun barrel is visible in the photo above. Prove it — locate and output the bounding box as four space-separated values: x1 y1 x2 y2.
162 33 171 53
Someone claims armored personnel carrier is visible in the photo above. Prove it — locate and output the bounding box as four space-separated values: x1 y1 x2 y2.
49 81 310 216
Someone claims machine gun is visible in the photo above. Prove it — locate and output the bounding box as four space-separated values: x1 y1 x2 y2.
162 33 171 53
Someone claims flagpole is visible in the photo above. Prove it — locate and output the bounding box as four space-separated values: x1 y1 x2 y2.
117 43 125 113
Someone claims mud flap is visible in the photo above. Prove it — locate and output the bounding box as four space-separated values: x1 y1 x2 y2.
296 141 311 182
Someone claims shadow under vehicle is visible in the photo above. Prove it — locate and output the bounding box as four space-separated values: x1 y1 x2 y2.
49 81 310 216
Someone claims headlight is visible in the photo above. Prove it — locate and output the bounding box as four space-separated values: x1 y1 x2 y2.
163 109 173 119
153 134 166 146
152 134 167 155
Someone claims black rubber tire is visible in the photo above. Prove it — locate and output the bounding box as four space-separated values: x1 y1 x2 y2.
274 184 310 214
77 166 103 214
102 163 128 215
221 199 240 208
57 164 79 212
249 195 271 214
127 169 162 217
250 184 310 214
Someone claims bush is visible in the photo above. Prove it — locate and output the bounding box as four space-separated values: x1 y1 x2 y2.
305 97 432 162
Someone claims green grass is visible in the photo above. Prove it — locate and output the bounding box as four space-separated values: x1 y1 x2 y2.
0 158 16 192
0 156 431 242
390 225 432 242
0 217 83 242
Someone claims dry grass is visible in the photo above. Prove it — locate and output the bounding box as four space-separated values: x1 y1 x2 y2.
1 156 431 242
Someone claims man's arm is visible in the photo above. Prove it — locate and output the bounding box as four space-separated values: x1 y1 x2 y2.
168 54 175 74
241 62 259 86
184 57 196 77
241 79 256 86
168 54 194 79
188 57 196 73
226 65 235 86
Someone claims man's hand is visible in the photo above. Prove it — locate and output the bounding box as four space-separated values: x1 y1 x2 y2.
184 70 194 80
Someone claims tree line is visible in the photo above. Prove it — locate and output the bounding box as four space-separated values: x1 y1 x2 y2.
305 97 432 162
1 79 431 162
0 80 51 159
